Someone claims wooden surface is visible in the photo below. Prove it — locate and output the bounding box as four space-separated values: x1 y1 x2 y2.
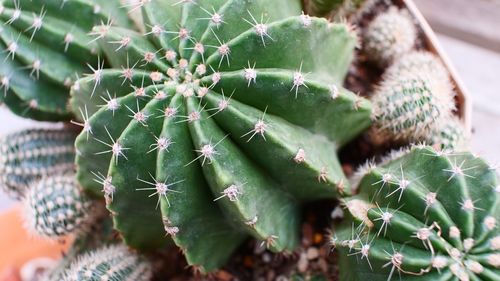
414 0 500 53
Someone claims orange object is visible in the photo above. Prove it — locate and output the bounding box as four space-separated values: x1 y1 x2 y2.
0 205 72 273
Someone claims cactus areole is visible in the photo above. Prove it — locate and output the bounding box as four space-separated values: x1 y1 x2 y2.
70 0 372 272
336 146 500 280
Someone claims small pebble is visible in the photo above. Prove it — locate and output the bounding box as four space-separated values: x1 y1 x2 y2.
262 253 272 263
306 247 319 260
215 270 233 281
331 206 344 219
298 253 309 273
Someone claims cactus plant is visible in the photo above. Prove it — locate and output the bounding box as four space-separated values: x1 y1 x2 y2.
43 216 117 281
69 0 372 272
61 244 152 281
335 146 500 280
363 7 416 67
24 173 93 238
370 72 455 144
385 51 451 86
0 0 132 121
427 116 469 151
0 128 76 199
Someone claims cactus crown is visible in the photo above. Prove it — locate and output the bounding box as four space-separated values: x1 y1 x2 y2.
336 146 500 280
363 7 416 67
62 245 152 281
0 128 76 199
70 0 372 272
0 0 131 120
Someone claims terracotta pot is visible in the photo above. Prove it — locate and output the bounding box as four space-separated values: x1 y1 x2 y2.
0 206 71 277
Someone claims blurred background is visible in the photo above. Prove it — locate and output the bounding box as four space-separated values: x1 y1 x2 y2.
1 0 499 211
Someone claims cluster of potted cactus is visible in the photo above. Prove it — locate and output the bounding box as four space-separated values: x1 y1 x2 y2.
0 0 497 280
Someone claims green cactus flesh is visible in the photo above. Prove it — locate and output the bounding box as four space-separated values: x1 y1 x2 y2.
0 128 76 199
336 146 500 281
70 0 372 272
61 244 152 281
25 173 92 238
0 0 131 121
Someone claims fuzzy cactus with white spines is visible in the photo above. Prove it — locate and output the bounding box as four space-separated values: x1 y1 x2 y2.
0 128 76 199
427 116 469 151
335 146 500 281
61 244 152 281
363 7 416 67
69 0 373 272
24 173 93 238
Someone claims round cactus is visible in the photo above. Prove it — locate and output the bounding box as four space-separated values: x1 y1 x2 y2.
371 74 455 144
363 7 417 67
69 0 372 272
0 128 76 199
385 51 451 86
0 0 131 121
61 244 152 281
335 146 500 281
427 116 469 151
24 173 93 238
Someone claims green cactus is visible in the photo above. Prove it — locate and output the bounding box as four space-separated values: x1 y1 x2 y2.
0 128 76 199
0 0 132 121
24 173 93 238
61 244 152 281
335 146 500 280
69 0 372 272
363 7 416 67
371 73 455 144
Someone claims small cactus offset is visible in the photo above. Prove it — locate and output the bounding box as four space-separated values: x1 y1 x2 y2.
335 146 500 280
363 7 416 67
70 0 372 272
61 244 153 281
0 0 131 121
370 72 455 144
427 116 469 151
0 128 76 199
24 173 93 238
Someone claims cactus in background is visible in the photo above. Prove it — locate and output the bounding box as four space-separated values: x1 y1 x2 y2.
43 216 117 281
69 0 372 272
370 73 455 144
0 128 76 199
0 0 132 121
61 244 152 281
427 116 469 151
24 173 93 238
363 7 416 67
385 51 451 86
370 50 456 144
335 146 500 280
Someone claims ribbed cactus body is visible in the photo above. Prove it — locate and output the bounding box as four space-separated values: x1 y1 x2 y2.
306 0 345 17
364 7 416 67
336 146 500 281
25 173 92 238
0 128 76 199
62 245 152 281
70 0 372 272
0 0 131 121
